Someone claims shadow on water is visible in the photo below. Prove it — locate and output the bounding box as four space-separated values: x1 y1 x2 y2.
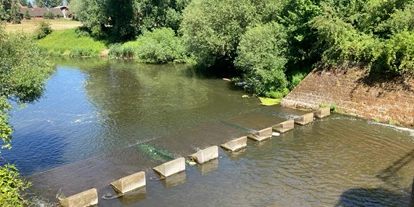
335 188 410 207
377 149 414 189
337 149 414 207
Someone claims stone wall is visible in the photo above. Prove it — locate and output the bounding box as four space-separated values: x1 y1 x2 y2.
281 67 414 127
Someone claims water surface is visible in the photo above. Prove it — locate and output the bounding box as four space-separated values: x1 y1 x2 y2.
2 59 413 206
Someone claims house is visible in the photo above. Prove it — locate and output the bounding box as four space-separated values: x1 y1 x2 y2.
18 4 71 19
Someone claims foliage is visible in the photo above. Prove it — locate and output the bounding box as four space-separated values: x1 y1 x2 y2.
235 22 289 96
0 164 31 207
36 28 107 57
33 21 52 39
9 2 20 24
181 0 259 67
109 28 189 63
0 26 52 144
288 71 307 90
42 12 55 20
133 28 187 63
34 0 63 8
24 10 30 20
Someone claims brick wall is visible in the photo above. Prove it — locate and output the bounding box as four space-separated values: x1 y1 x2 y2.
281 67 414 127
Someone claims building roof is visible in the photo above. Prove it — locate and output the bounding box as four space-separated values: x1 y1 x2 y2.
20 8 64 17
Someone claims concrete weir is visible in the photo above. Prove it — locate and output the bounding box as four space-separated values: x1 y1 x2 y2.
314 107 330 118
59 188 98 207
272 119 294 133
294 112 314 125
248 127 273 142
153 157 185 178
189 146 218 164
111 171 146 194
220 136 247 152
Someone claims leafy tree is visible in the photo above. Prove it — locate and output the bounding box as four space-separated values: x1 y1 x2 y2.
0 25 51 206
235 22 289 95
27 1 32 8
18 0 28 6
35 0 62 7
24 10 30 20
70 0 108 38
0 1 11 21
10 2 21 24
180 0 259 67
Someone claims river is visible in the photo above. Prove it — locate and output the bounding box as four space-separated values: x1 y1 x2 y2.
2 59 413 206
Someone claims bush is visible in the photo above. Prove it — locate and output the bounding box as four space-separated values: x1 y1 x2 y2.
289 71 307 90
33 21 52 39
24 11 30 20
0 164 31 207
108 44 134 59
69 48 94 58
235 22 289 96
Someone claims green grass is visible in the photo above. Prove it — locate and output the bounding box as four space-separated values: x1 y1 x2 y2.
36 28 107 57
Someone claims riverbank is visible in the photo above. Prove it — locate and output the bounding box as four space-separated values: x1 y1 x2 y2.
281 66 414 127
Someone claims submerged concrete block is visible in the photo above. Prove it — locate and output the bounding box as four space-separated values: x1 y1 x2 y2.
153 157 185 178
314 107 330 118
220 136 247 152
60 188 98 207
294 113 314 125
272 119 294 133
247 127 272 142
189 146 218 164
161 171 186 189
196 159 218 175
111 171 146 194
118 187 146 206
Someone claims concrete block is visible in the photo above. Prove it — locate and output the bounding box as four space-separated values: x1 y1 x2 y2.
118 187 146 206
314 107 331 118
247 127 272 142
111 171 146 194
220 136 247 152
60 188 98 207
189 146 218 164
294 113 314 125
161 171 186 189
153 157 185 178
196 159 218 175
272 120 294 133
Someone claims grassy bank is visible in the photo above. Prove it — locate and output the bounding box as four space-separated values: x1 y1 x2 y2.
5 19 82 33
36 28 107 58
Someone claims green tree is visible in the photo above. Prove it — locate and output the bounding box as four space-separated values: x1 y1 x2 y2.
180 0 259 67
70 0 108 37
18 0 28 6
235 22 289 96
0 1 11 21
35 0 62 7
0 25 52 206
27 1 32 8
10 2 21 24
24 10 30 20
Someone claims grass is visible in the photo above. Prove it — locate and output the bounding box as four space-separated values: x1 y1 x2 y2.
36 28 107 57
5 19 82 33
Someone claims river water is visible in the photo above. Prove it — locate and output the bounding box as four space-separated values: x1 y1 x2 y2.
2 59 413 206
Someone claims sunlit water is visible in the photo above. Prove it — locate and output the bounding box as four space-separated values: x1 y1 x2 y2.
2 59 413 206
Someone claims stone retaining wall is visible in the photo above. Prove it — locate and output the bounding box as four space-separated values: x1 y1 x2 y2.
281 67 414 127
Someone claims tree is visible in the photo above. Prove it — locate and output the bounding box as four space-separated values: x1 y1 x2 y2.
70 0 108 37
0 25 52 206
27 1 32 8
235 22 289 96
10 1 21 24
18 0 28 6
180 0 259 67
24 10 30 20
35 0 61 8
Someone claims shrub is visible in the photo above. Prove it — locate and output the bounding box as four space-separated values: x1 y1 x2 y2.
0 164 31 207
69 48 94 58
34 21 52 39
108 44 134 59
289 71 307 90
235 22 289 96
134 28 187 63
24 11 31 20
